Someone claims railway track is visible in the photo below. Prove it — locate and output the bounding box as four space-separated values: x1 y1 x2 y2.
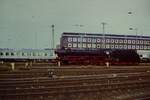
1 72 150 100
1 65 150 100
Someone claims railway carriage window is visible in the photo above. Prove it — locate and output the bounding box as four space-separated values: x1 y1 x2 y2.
97 38 101 43
22 52 25 56
6 52 9 56
73 38 77 42
33 52 36 56
44 53 48 56
11 52 14 56
0 52 3 56
68 37 72 42
68 43 72 47
73 43 77 47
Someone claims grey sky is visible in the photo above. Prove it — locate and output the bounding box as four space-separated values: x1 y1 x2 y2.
0 0 150 49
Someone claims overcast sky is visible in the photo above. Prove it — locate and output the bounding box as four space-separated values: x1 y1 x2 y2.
0 0 150 49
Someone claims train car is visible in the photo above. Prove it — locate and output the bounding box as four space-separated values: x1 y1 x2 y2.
0 48 56 63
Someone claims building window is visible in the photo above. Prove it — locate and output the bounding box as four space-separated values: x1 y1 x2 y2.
88 38 91 42
115 40 118 43
132 45 135 49
87 44 91 48
124 45 127 49
140 46 143 49
92 39 96 43
92 44 96 48
136 45 139 49
106 39 110 43
132 40 135 44
68 37 72 42
78 43 82 48
97 44 101 48
128 40 131 44
111 45 114 49
119 45 123 49
68 43 72 47
83 44 86 48
140 40 143 44
97 39 101 43
119 40 123 43
83 38 86 42
73 43 77 47
111 39 114 43
78 38 82 42
124 40 127 43
144 46 147 50
128 45 131 49
136 40 139 44
73 38 77 42
115 45 118 48
106 44 110 48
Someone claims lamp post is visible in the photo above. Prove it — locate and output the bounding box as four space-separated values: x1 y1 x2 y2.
101 22 107 49
51 24 55 49
129 28 138 49
72 24 84 49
